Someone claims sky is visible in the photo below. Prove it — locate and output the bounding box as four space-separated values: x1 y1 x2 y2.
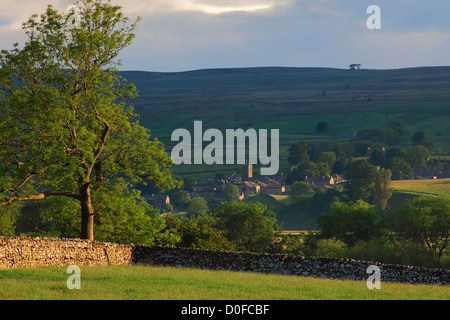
0 0 449 72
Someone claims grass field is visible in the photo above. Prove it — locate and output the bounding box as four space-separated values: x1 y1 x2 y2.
0 265 448 300
391 178 450 197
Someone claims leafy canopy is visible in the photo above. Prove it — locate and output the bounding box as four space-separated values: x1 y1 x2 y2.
0 0 179 239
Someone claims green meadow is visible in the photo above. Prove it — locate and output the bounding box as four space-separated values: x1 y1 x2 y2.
1 265 448 300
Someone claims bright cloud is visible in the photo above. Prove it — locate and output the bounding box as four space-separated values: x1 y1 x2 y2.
119 0 292 15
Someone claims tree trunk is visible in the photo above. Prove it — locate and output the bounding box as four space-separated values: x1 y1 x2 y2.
80 182 95 241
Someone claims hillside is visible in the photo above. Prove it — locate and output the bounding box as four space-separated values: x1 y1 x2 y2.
121 66 450 176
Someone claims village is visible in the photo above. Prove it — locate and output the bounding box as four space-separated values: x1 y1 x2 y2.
145 163 347 213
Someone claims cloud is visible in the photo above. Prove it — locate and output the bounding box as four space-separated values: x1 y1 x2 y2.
354 29 450 69
0 0 73 30
119 0 292 16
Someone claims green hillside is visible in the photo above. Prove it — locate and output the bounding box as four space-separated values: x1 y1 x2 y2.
121 66 450 176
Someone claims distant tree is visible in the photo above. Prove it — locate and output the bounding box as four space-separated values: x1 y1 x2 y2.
15 197 80 238
212 201 278 253
372 168 393 212
411 131 426 145
288 142 310 168
349 64 361 70
315 121 329 134
224 184 241 201
316 162 332 177
385 196 450 259
164 203 173 212
385 157 413 180
332 160 346 175
0 203 18 236
214 172 227 180
186 197 209 216
345 160 378 201
289 181 313 201
286 161 319 184
368 149 386 166
386 122 408 137
317 151 337 168
164 215 235 251
406 145 430 169
169 189 191 210
183 176 197 190
385 147 406 161
317 200 379 246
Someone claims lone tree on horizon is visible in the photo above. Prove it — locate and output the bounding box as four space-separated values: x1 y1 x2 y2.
0 0 179 240
349 64 361 70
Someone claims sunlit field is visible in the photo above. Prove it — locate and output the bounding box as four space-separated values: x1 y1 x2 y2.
1 265 448 300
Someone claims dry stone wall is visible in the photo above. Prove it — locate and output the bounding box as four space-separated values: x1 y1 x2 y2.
132 246 449 285
0 236 133 269
1 236 449 285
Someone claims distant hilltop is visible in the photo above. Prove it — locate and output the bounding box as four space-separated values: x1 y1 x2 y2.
120 66 450 177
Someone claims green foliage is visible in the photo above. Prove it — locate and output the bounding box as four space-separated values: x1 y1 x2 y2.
385 147 406 161
315 121 329 133
169 189 191 211
10 179 177 246
186 197 209 216
0 204 18 236
405 145 430 169
212 201 279 253
412 131 426 145
92 180 173 245
368 149 386 166
317 200 379 246
289 181 312 200
286 161 331 184
224 184 241 201
164 215 235 251
384 196 450 259
372 168 393 212
345 159 377 200
15 197 80 238
0 0 179 240
385 157 413 180
288 142 310 167
314 238 347 258
317 151 337 168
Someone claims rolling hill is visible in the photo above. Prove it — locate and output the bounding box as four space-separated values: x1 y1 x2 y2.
120 66 450 176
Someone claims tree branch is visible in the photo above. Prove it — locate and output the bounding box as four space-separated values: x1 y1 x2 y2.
0 190 81 206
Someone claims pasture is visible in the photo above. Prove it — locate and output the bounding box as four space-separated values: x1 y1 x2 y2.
1 265 448 300
390 178 450 197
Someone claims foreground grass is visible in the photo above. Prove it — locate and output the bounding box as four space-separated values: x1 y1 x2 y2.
0 265 448 300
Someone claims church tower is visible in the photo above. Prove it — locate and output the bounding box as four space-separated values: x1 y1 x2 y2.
242 163 253 180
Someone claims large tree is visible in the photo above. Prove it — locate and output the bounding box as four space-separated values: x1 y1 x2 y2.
212 201 278 253
345 159 377 201
372 168 393 213
386 196 450 259
317 200 379 246
0 0 179 240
